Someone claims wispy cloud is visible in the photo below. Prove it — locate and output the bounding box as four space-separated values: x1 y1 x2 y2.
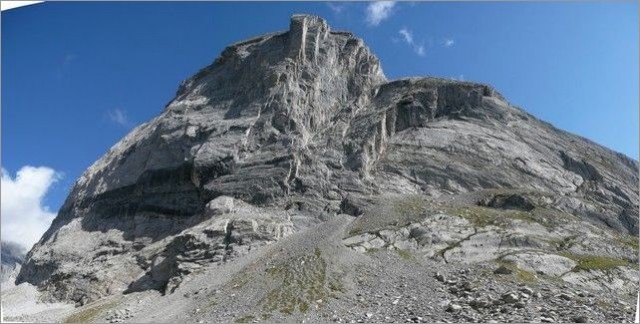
443 39 455 47
62 53 76 66
398 28 426 57
1 166 61 249
399 28 413 44
365 1 396 26
108 108 131 127
327 2 346 15
56 53 77 79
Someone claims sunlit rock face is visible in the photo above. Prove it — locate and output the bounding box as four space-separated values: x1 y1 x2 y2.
17 14 638 306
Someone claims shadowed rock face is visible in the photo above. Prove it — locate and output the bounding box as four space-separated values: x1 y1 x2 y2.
17 15 638 306
1 241 25 282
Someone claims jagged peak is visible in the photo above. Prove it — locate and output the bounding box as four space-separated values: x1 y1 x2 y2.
171 14 385 108
289 14 328 31
172 15 513 112
287 14 330 61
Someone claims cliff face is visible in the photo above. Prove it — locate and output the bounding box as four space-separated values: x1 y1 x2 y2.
17 15 638 313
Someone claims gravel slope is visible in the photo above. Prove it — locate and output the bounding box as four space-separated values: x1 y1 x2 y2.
36 213 636 323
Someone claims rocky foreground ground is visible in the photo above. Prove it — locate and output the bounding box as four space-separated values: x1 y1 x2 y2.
3 14 638 323
4 195 637 323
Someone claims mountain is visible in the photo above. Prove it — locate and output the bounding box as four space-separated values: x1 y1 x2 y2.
12 15 638 323
1 241 25 282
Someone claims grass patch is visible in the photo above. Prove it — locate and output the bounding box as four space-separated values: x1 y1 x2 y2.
393 195 426 218
364 248 381 255
347 226 362 236
596 300 613 310
202 298 218 312
344 195 432 238
446 206 506 228
446 205 566 230
558 236 576 250
235 315 255 323
260 313 272 320
615 235 639 251
515 267 538 282
328 277 345 293
461 207 499 227
546 235 577 251
260 248 329 315
494 259 537 283
395 249 414 261
562 253 629 272
229 271 250 289
65 300 119 323
531 207 580 229
205 265 255 312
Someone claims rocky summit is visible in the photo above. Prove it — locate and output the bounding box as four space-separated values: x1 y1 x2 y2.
9 15 638 323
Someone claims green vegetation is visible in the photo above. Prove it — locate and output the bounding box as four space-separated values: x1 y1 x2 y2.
558 236 576 250
514 267 538 282
446 205 536 228
260 248 331 315
204 299 218 310
596 300 613 310
446 204 574 230
204 262 258 313
328 277 345 293
393 195 426 218
229 271 250 289
347 225 363 236
449 206 501 227
345 195 429 237
562 253 629 272
234 315 255 323
260 313 272 320
364 248 380 255
494 259 537 283
615 235 640 251
531 207 580 228
395 248 414 261
547 235 577 251
299 302 309 313
65 300 119 323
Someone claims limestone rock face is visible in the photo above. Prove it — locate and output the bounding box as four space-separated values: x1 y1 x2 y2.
16 15 638 306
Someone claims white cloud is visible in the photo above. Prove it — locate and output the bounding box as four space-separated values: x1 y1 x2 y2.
1 166 61 249
0 1 43 11
327 2 346 14
444 39 455 47
366 1 396 26
399 28 413 44
398 28 426 57
108 108 130 127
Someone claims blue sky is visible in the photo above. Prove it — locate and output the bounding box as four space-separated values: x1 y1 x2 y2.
1 2 637 246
